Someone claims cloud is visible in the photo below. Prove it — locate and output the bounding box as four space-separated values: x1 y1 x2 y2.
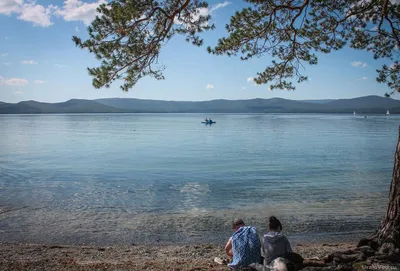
1 53 8 57
0 76 28 86
175 7 209 26
0 0 55 27
75 26 79 32
355 76 368 81
2 0 229 29
14 91 24 95
55 0 106 25
1 62 12 65
175 1 230 27
55 63 68 68
33 80 46 84
210 1 230 14
241 86 246 90
18 2 55 27
351 61 367 68
21 60 37 64
247 77 254 83
246 77 261 86
0 0 22 15
206 84 214 89
389 62 399 70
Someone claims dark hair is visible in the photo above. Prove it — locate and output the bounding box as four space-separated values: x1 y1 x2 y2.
269 216 282 231
232 218 245 229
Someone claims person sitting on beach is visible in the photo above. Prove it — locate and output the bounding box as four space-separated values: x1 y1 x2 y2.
224 218 261 270
262 216 294 267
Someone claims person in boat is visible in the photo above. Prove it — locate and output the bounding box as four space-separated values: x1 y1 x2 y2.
209 118 212 123
205 118 208 122
224 218 261 270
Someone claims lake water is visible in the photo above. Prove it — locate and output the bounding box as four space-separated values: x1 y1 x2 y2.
0 113 398 246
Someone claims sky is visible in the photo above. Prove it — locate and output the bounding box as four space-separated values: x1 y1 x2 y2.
0 0 396 103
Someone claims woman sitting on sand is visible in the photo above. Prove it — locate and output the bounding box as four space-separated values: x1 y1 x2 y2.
262 216 293 267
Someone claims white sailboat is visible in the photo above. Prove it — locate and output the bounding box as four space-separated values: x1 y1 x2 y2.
386 110 390 115
353 111 356 116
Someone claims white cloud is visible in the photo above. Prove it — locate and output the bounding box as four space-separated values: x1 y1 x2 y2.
210 1 230 14
175 1 230 27
241 86 246 90
75 26 80 32
55 63 68 68
55 0 106 25
33 80 46 84
351 61 367 68
206 84 214 89
0 0 22 15
390 62 399 70
1 53 8 57
356 76 368 81
0 0 54 27
14 91 24 95
1 62 12 65
246 77 260 86
0 76 28 86
18 2 55 27
175 7 209 26
21 60 37 64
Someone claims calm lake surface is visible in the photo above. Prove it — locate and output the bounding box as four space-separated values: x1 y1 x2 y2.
0 113 398 246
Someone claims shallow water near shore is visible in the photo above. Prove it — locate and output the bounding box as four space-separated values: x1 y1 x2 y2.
0 113 398 246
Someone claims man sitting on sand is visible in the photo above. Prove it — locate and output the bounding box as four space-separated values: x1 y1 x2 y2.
224 218 261 270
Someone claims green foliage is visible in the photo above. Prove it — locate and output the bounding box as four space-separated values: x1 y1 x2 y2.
74 0 399 93
209 0 399 91
379 61 400 97
73 0 213 91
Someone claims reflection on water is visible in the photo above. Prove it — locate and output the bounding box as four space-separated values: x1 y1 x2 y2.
0 113 397 245
179 183 211 212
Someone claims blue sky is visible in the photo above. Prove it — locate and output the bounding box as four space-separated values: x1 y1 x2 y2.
0 0 395 103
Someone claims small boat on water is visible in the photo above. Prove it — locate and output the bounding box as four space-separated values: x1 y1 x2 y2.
202 118 216 124
386 110 390 115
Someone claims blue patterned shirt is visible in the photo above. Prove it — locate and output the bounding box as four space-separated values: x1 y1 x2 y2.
228 226 261 270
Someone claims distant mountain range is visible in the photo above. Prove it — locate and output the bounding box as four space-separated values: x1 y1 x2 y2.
0 95 399 114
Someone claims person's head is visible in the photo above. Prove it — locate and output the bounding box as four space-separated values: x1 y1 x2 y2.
232 218 245 231
268 216 282 231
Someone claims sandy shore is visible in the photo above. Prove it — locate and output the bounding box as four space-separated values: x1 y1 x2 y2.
0 241 356 271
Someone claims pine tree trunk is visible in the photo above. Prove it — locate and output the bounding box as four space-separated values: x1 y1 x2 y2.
371 127 400 250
